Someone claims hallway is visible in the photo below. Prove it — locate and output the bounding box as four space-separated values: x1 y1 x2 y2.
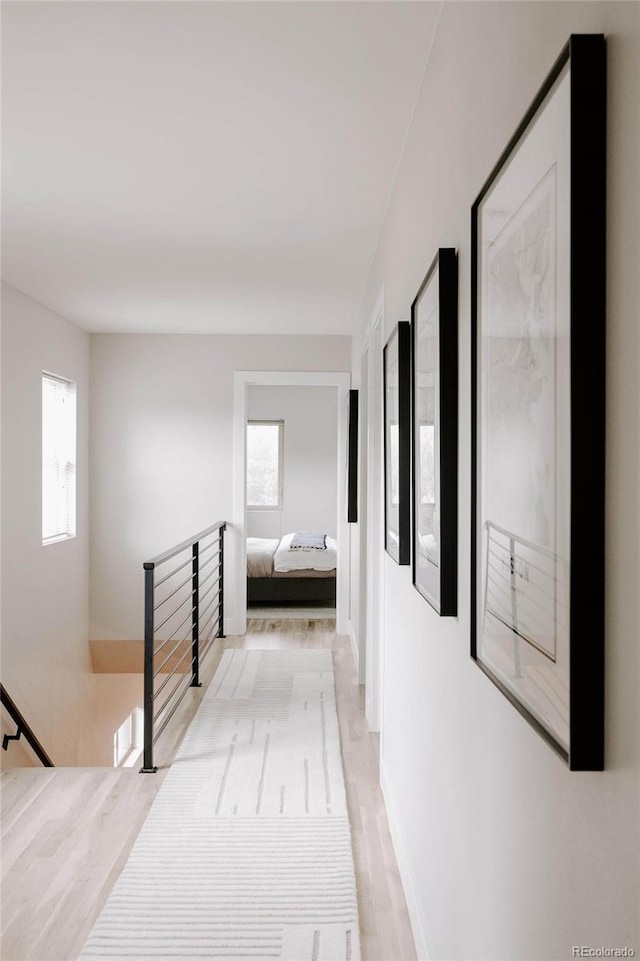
0 620 416 961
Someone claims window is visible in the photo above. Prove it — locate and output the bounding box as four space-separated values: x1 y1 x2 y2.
113 707 143 768
42 372 76 544
246 420 284 509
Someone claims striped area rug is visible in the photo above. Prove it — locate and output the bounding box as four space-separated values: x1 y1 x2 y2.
79 649 361 960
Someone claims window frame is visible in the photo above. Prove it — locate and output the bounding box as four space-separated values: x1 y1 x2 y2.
246 419 284 511
42 370 77 546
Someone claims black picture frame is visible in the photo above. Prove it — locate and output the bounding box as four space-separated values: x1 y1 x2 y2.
471 34 606 770
384 323 411 565
411 248 458 615
347 389 358 523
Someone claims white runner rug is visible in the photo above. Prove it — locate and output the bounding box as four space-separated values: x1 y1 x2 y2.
79 649 361 961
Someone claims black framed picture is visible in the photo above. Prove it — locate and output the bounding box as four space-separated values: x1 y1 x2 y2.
347 389 358 523
384 323 411 565
411 248 458 615
471 35 606 770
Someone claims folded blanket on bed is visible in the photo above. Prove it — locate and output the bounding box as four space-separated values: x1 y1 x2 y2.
290 531 327 550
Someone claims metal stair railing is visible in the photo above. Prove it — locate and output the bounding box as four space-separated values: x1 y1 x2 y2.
140 521 226 773
0 684 54 767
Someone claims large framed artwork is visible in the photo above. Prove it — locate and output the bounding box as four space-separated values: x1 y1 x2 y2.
347 389 358 523
471 35 606 770
384 323 411 565
411 248 458 615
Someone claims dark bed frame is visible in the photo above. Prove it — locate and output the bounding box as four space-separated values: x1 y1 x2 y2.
247 576 336 607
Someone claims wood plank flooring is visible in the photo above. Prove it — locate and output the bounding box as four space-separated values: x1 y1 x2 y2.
1 619 416 961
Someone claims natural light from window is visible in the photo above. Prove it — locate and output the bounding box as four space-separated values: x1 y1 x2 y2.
42 372 76 544
246 421 283 509
113 707 143 768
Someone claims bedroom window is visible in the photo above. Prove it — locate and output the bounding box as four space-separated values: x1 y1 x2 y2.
246 420 284 510
42 372 76 544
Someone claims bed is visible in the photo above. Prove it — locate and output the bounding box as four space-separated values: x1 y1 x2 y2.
247 532 337 607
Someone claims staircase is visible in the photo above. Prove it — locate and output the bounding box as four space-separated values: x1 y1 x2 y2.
0 642 226 961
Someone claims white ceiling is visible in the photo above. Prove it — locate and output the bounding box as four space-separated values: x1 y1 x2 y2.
1 1 439 335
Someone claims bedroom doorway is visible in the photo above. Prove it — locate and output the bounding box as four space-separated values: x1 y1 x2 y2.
244 385 339 617
232 371 351 636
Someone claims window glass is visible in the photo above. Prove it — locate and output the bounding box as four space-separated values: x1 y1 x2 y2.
246 421 283 509
42 373 76 543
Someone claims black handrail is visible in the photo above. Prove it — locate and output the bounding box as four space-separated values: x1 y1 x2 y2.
140 522 226 773
0 684 54 767
144 521 226 568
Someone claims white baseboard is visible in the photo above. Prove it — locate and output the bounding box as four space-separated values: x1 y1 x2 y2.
380 759 432 961
224 616 243 636
347 621 359 670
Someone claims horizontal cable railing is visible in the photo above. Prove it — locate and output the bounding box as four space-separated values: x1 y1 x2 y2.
483 520 567 677
140 521 226 773
0 683 54 767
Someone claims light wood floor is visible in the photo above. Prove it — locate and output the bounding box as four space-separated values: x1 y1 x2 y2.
1 620 416 961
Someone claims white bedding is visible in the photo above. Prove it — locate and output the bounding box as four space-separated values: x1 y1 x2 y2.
246 537 279 578
274 532 338 573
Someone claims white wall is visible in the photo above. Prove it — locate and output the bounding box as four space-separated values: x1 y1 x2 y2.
0 714 36 768
89 334 350 640
246 385 338 539
1 282 92 764
353 4 640 959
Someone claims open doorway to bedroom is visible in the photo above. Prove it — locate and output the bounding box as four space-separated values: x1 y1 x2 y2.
232 371 351 636
244 385 339 619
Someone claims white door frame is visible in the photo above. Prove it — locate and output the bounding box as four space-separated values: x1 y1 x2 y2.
363 288 385 732
356 344 369 685
231 370 351 637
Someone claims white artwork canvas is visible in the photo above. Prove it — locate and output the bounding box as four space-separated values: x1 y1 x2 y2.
476 66 572 751
411 248 458 615
414 265 441 608
385 333 400 562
